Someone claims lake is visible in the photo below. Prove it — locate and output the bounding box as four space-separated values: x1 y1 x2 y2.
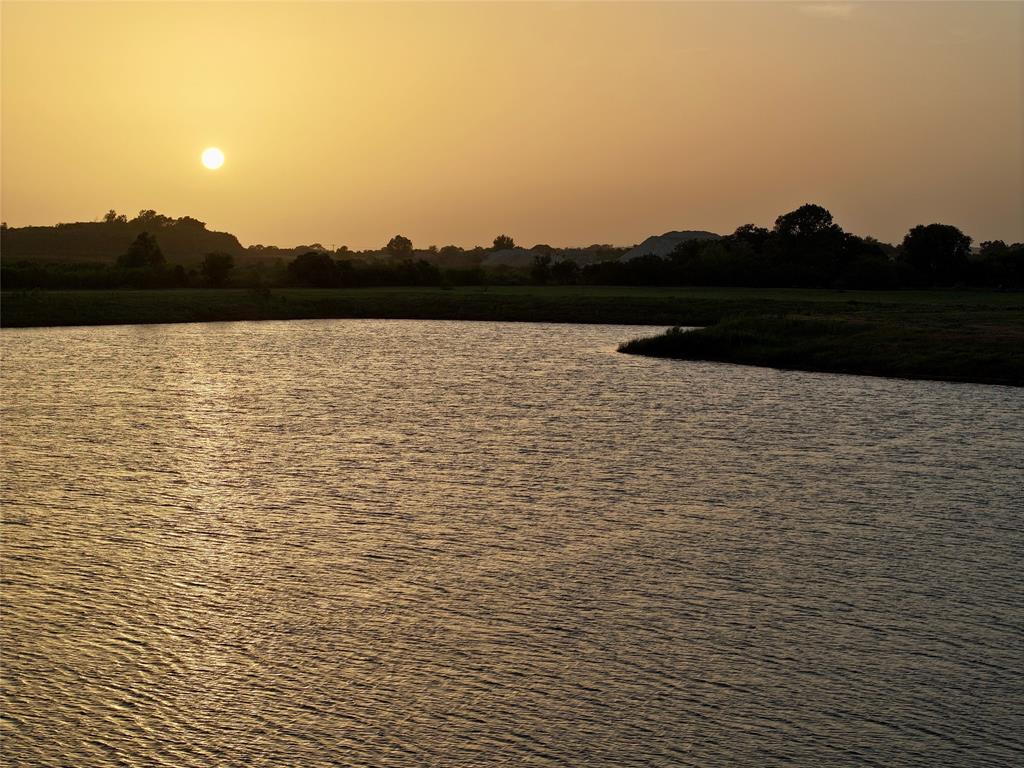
2 319 1022 766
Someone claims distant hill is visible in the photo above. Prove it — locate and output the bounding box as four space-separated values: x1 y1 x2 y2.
622 230 721 260
1 212 245 264
0 213 713 267
482 247 541 268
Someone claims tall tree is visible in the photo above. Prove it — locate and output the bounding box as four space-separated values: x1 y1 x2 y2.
201 252 234 287
773 204 836 237
386 235 413 259
287 251 337 287
900 224 972 284
117 232 164 269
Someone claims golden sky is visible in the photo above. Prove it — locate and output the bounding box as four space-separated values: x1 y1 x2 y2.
2 1 1021 248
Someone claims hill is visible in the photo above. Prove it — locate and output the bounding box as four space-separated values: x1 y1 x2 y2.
622 230 721 260
1 211 244 264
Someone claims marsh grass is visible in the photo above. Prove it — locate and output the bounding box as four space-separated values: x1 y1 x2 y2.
3 286 1019 328
619 313 1024 386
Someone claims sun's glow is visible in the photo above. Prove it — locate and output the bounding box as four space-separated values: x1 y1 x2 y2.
201 147 224 170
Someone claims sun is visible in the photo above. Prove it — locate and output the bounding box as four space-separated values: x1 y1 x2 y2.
201 147 224 170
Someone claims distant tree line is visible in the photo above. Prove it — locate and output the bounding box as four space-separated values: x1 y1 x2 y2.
2 204 1022 290
277 207 1021 290
570 206 1022 289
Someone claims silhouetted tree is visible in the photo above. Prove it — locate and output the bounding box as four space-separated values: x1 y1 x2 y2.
117 232 164 269
287 251 337 287
979 240 1008 259
551 259 580 284
201 252 234 287
732 223 771 251
102 209 128 224
774 204 836 237
900 224 971 285
386 235 413 258
531 254 552 284
133 209 169 227
975 241 1024 287
7 201 1013 291
768 204 849 286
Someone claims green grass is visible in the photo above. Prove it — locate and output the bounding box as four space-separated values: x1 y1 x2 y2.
3 285 1020 329
3 286 1021 385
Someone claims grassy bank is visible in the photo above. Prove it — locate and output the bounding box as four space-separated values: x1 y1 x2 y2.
618 311 1024 386
0 286 758 328
3 286 1021 386
3 285 1020 329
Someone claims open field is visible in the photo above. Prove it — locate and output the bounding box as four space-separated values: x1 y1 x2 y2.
3 285 1021 327
3 286 1021 385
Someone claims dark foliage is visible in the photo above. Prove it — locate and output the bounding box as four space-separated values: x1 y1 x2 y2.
900 224 973 286
550 259 580 285
385 235 414 259
974 241 1024 287
773 203 837 237
1 209 243 262
201 252 235 288
574 205 1020 290
493 234 515 250
117 232 164 269
287 251 339 287
284 251 442 288
531 254 552 285
4 203 1021 291
619 311 1024 387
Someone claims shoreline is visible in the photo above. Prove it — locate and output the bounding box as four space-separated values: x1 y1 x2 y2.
618 316 1023 387
3 286 1021 387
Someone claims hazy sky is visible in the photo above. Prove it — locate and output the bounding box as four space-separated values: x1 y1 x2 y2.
2 1 1021 248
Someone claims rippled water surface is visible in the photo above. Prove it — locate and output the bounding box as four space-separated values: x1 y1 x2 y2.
2 319 1023 767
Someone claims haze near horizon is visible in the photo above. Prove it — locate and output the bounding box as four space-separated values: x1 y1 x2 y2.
2 1 1021 248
